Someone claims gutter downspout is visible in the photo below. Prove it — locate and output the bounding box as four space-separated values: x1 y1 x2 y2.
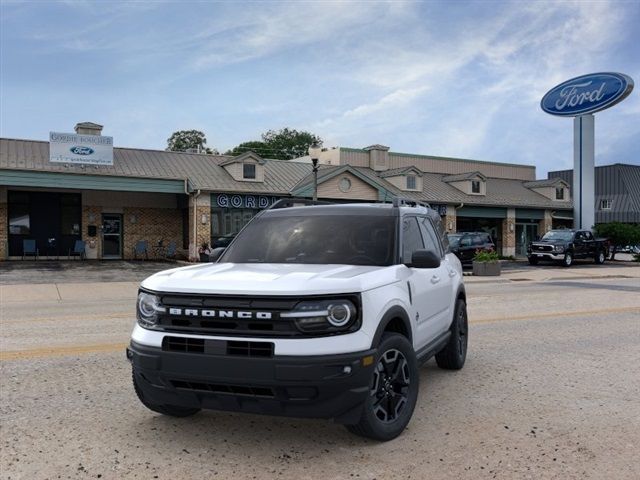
191 189 201 261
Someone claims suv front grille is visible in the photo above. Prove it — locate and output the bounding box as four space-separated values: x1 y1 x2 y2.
162 336 274 357
171 380 275 398
154 293 360 338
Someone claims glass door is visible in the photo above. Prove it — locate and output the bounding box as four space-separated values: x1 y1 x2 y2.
515 223 538 257
102 214 122 259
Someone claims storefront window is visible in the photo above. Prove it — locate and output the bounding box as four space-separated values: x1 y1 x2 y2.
8 192 30 234
60 194 81 235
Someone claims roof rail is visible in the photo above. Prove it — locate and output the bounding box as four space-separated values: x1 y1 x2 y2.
391 197 431 209
268 198 333 210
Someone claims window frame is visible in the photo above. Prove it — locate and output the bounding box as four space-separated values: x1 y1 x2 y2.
600 199 612 210
555 187 564 200
406 175 417 190
471 180 481 194
243 162 256 180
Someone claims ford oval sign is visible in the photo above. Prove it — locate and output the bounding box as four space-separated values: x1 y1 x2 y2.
70 146 95 155
541 72 634 117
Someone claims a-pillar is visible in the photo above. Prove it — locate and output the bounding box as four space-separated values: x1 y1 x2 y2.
188 193 211 261
501 208 516 257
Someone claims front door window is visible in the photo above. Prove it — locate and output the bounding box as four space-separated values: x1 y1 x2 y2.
102 214 122 258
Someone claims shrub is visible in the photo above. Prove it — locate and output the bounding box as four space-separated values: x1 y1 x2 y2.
473 250 500 262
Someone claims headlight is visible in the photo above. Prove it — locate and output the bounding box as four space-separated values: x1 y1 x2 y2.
136 292 165 329
281 299 358 334
555 245 565 253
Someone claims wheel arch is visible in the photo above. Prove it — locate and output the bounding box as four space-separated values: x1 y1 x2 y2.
371 306 412 348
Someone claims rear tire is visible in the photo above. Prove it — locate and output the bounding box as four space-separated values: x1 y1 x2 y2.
435 299 468 370
562 252 573 267
346 333 419 441
132 369 200 417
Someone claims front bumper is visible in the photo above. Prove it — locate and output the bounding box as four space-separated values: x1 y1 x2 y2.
127 341 376 424
528 252 564 261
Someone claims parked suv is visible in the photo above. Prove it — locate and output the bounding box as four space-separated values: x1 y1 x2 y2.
447 232 495 264
127 199 467 441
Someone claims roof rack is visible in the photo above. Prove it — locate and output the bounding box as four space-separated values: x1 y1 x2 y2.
268 198 333 210
391 197 431 209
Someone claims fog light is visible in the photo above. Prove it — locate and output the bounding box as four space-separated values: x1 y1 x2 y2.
362 355 374 367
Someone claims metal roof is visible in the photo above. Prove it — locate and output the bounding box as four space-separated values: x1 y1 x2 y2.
523 178 567 188
379 166 423 178
0 137 311 195
442 171 487 182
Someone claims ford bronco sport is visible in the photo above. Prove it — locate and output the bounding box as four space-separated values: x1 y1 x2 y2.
127 199 468 441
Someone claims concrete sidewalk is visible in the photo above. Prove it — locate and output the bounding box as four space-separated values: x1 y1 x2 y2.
465 261 640 283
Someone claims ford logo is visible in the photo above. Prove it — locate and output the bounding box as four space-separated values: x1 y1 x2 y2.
541 72 634 117
70 146 95 155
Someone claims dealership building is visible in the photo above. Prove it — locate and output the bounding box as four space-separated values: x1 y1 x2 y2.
1 122 575 261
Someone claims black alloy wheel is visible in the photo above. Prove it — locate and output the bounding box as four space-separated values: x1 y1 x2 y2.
435 298 468 370
346 333 419 441
562 252 573 267
370 349 410 424
595 251 606 264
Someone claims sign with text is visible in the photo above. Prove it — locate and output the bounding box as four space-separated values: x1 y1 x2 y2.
49 132 114 165
541 72 634 117
212 193 280 209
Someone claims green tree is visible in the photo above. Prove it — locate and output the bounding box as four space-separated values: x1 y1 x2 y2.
167 130 215 154
224 141 268 157
226 128 322 160
593 222 640 260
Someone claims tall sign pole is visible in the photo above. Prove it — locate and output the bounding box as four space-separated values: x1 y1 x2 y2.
573 114 595 229
541 72 633 230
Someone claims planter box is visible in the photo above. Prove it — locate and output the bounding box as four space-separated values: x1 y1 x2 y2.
472 260 501 276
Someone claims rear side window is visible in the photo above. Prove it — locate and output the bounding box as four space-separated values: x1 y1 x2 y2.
460 236 472 247
419 218 443 258
472 235 484 246
402 217 425 263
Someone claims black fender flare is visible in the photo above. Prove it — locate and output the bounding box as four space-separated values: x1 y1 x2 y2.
370 306 412 348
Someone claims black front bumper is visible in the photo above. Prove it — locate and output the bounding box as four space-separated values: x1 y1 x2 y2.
127 341 376 424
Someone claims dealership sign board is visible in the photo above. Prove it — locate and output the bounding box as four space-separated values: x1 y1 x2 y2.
541 72 634 117
49 132 114 166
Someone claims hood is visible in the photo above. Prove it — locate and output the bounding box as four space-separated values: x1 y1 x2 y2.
141 262 405 296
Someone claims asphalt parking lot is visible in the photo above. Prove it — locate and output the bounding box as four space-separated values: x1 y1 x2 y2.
1 261 639 479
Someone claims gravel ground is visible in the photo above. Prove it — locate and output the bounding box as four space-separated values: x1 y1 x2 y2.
1 272 639 479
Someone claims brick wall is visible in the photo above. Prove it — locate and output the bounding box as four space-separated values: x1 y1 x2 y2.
188 195 211 261
123 207 183 260
539 210 553 236
82 205 102 259
444 205 457 233
501 208 516 257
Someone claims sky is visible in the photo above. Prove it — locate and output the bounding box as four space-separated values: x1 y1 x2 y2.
1 0 638 177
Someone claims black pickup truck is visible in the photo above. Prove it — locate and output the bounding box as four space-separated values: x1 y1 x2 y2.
527 230 609 267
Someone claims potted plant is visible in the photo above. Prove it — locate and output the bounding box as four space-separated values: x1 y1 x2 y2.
472 249 501 276
198 241 211 262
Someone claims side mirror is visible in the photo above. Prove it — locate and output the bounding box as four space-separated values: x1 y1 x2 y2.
210 247 226 262
408 249 441 269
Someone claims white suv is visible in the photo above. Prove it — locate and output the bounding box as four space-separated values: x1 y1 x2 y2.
128 199 467 441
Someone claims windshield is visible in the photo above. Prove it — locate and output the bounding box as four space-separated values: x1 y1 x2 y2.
447 234 462 247
220 214 396 266
542 231 574 241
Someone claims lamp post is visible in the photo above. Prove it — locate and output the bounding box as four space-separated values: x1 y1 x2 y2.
308 142 322 201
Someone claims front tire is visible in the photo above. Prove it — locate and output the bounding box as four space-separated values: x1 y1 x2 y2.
132 369 201 417
435 299 468 370
595 250 606 265
346 333 419 441
528 256 538 265
562 252 573 267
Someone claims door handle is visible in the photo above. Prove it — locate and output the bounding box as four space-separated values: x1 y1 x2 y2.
430 275 440 284
448 269 457 278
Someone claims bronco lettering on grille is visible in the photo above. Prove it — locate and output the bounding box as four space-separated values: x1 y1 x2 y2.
168 308 272 320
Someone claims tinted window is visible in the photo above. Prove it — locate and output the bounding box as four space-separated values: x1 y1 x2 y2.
221 215 396 266
460 235 472 247
419 218 442 257
472 234 484 246
402 217 424 263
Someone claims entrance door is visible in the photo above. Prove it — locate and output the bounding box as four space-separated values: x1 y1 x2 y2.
102 214 123 259
516 223 538 257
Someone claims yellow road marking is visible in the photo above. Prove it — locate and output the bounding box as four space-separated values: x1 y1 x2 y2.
0 313 132 325
471 306 640 324
0 343 127 361
1 306 638 361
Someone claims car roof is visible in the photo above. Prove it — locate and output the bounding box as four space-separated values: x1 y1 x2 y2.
262 202 441 219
